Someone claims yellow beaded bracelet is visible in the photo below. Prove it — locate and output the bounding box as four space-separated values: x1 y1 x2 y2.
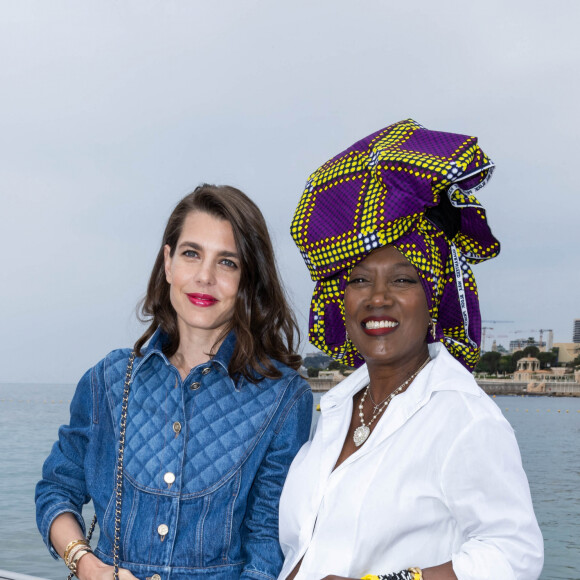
360 569 422 580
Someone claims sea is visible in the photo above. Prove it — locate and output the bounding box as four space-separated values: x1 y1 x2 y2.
0 383 578 580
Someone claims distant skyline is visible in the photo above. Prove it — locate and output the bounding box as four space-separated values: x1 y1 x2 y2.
1 0 579 383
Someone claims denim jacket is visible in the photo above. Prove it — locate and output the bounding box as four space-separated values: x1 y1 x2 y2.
36 329 312 580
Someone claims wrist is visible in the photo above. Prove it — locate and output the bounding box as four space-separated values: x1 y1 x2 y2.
75 552 103 580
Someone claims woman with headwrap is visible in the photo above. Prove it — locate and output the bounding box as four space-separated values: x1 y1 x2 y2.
277 120 543 580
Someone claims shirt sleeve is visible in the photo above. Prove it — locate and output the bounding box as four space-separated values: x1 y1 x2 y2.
240 377 313 580
441 414 544 580
35 365 96 559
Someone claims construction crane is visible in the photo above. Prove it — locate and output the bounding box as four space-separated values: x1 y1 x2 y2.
512 330 538 340
481 321 514 352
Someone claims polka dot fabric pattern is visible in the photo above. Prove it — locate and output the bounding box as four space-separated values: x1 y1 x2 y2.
291 119 500 370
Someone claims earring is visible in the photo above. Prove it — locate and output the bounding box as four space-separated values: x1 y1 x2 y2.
429 319 437 340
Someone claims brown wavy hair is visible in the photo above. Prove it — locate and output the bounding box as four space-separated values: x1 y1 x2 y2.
135 184 302 381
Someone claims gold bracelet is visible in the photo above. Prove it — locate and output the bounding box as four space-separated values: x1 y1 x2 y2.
63 539 90 566
408 568 423 580
66 543 90 567
68 546 93 575
64 540 90 568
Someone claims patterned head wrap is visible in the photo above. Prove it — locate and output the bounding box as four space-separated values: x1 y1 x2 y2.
291 119 500 370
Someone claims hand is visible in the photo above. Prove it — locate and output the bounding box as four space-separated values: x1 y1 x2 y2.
76 553 139 580
50 513 139 580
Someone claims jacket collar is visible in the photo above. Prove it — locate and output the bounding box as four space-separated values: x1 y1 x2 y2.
135 327 238 389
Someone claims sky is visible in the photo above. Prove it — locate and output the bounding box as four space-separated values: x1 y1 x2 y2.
1 0 579 384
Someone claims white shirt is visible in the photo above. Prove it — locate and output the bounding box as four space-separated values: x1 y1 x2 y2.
278 344 543 580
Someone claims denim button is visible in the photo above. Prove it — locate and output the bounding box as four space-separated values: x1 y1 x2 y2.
164 472 175 485
173 421 182 435
190 382 201 390
157 524 168 541
201 367 211 375
149 575 161 580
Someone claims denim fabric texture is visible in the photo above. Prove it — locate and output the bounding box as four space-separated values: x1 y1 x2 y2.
36 329 312 580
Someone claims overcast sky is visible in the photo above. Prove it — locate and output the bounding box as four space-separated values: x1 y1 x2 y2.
1 0 579 383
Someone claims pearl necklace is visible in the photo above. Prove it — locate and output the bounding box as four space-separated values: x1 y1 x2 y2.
353 356 431 447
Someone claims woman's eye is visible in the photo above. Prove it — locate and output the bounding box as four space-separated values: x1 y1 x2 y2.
347 277 367 285
183 250 198 258
394 277 416 284
221 259 238 269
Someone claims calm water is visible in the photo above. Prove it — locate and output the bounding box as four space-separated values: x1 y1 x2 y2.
1 384 578 579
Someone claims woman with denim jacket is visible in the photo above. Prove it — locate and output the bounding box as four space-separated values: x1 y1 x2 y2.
36 184 313 580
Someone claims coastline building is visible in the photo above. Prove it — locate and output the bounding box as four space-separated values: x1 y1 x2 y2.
574 319 580 343
507 355 578 395
307 370 342 392
513 356 541 382
509 338 540 353
553 342 580 364
507 330 552 353
318 370 343 381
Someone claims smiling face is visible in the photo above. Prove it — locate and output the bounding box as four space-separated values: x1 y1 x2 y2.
164 210 241 347
344 245 430 372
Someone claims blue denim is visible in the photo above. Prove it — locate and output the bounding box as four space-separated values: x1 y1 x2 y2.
36 330 312 580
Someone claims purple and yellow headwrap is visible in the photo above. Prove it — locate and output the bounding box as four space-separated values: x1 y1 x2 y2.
291 119 500 371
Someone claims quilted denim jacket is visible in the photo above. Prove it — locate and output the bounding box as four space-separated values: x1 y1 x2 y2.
36 329 312 580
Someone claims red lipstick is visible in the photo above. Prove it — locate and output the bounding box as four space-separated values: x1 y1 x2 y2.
187 293 218 307
361 316 399 336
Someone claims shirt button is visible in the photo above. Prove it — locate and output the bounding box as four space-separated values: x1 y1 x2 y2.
201 367 211 375
172 421 182 435
164 472 175 485
150 575 161 580
190 381 201 390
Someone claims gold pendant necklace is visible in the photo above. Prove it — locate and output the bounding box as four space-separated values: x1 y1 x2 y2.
353 356 431 447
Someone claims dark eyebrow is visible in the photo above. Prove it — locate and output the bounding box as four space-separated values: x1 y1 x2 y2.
219 251 240 259
178 241 202 250
178 241 240 259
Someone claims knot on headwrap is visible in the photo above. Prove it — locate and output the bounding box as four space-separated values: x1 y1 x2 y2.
291 119 500 370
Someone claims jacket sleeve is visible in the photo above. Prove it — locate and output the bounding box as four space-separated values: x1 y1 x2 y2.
240 376 313 580
441 414 544 580
35 364 97 559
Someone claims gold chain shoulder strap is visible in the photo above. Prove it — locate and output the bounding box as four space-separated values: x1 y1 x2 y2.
113 351 136 579
65 351 136 580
